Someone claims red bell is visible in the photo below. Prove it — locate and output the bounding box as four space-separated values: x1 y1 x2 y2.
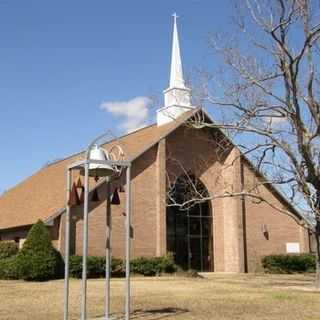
111 188 120 205
68 182 80 206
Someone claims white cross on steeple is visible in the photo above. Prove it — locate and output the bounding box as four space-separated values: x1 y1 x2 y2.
172 12 179 23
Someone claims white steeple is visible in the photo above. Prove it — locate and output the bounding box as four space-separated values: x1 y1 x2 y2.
157 14 193 126
169 13 185 89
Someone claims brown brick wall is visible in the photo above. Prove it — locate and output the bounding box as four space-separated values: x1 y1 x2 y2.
69 145 159 259
242 161 309 272
56 125 309 273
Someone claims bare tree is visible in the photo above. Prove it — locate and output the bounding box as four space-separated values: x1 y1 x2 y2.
186 0 320 287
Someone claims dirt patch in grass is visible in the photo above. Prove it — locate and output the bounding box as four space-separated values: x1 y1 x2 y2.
0 274 319 320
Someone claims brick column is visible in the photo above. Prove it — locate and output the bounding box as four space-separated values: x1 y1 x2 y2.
156 139 167 256
222 148 245 272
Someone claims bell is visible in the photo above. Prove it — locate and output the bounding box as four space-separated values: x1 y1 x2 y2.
111 188 120 205
91 188 100 202
76 177 83 188
68 182 80 206
80 145 115 178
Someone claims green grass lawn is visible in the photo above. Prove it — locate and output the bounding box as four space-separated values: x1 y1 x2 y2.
0 274 320 320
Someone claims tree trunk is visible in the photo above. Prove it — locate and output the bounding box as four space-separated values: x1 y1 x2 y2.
315 220 320 289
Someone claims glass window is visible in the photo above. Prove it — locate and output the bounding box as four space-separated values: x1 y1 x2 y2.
166 174 213 272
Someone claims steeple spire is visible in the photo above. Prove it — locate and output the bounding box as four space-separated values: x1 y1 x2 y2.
169 13 185 89
156 14 193 126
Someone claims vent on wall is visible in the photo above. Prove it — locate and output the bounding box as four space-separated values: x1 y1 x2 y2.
286 242 300 253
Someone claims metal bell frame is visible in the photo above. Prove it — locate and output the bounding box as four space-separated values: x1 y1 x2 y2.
64 131 132 320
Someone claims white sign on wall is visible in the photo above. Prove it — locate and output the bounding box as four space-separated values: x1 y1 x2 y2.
286 242 300 253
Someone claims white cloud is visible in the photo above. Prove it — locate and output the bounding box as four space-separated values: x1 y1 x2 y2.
100 96 152 133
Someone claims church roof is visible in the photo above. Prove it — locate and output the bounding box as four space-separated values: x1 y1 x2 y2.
0 108 307 231
0 110 197 231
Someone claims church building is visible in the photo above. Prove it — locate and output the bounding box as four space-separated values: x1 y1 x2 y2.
0 17 310 273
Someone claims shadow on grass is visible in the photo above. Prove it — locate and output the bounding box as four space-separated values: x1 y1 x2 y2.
94 307 189 319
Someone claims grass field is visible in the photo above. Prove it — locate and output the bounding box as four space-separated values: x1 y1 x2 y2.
0 274 320 320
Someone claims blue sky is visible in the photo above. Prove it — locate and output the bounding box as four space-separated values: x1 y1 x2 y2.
0 1 233 193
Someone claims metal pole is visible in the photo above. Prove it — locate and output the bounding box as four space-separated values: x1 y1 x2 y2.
125 165 131 320
187 210 191 270
64 169 72 320
105 177 111 320
81 163 89 320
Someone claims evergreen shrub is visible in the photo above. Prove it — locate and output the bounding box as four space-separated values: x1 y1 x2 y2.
262 254 315 273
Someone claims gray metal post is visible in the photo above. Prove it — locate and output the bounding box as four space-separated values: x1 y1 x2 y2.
105 177 111 320
81 163 89 320
125 165 131 320
64 169 72 320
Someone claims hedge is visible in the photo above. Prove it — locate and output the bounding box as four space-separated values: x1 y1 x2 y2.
69 254 176 278
131 256 177 276
0 256 19 279
69 256 123 278
0 241 18 259
262 254 315 274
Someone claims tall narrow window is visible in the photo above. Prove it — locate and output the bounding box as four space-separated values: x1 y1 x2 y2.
166 174 213 271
